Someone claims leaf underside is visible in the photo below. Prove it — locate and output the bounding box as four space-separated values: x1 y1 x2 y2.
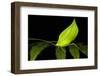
56 47 66 59
77 43 88 56
69 45 80 59
30 42 50 60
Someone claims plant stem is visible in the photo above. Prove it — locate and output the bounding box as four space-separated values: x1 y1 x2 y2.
69 43 82 51
29 38 56 46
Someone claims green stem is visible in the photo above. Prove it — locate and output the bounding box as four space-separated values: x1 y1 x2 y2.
69 43 82 51
29 38 56 46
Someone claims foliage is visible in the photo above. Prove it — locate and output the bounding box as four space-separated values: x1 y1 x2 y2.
29 19 87 60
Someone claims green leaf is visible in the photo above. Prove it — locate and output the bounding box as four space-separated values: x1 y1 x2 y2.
30 42 49 60
69 45 80 59
56 47 66 59
56 19 79 47
77 43 88 56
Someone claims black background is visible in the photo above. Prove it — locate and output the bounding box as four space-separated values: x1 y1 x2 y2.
28 15 88 60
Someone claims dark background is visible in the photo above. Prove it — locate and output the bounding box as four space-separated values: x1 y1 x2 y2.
28 15 88 60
